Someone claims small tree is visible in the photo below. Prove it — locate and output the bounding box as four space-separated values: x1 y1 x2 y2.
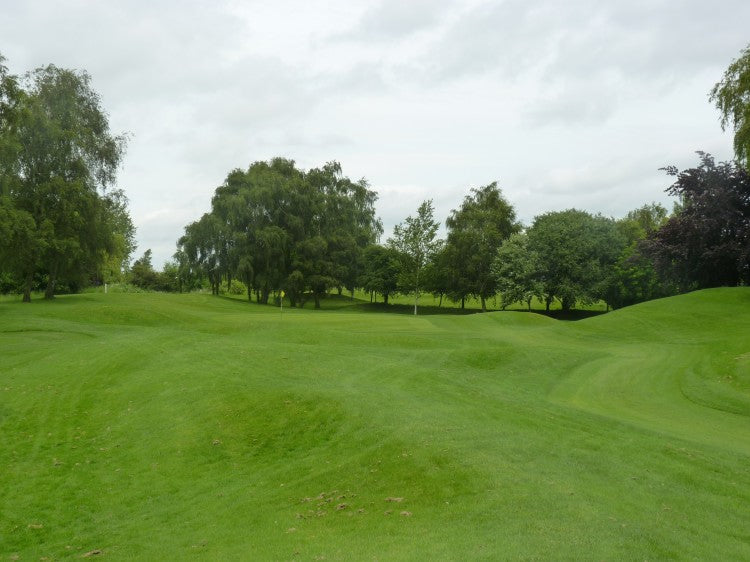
388 200 440 315
130 249 158 289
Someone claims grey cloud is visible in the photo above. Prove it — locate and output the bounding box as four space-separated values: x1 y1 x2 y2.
1 0 745 268
395 0 750 125
342 0 456 41
524 86 616 127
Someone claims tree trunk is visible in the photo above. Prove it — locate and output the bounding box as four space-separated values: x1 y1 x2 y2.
45 266 58 299
23 271 33 302
414 273 419 315
461 296 465 310
545 296 551 311
314 294 321 309
384 293 388 304
480 295 486 312
438 293 443 307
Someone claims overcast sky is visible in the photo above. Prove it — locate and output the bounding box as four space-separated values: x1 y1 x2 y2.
2 0 748 267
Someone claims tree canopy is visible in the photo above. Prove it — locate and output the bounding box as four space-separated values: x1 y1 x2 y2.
177 158 382 308
526 209 625 311
0 56 133 300
644 153 750 290
444 182 520 311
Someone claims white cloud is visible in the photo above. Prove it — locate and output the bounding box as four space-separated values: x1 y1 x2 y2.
1 0 746 266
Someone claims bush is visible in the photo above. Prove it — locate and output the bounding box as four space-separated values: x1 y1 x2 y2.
223 279 248 296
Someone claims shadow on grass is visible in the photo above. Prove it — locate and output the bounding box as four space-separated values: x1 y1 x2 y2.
217 293 609 321
346 302 477 316
518 309 608 321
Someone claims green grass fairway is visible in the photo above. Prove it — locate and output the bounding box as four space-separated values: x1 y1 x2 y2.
1 289 749 559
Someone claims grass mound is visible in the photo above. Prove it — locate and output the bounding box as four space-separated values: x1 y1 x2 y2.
1 288 749 559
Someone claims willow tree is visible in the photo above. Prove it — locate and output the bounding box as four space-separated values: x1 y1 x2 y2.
711 43 750 167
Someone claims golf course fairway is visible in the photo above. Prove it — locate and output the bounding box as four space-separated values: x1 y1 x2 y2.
1 287 749 559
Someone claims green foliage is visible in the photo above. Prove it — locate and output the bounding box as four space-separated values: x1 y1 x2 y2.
492 233 542 310
359 244 401 304
710 42 750 166
129 249 158 289
526 209 625 311
223 278 248 296
127 250 183 292
598 203 674 309
388 200 440 315
0 56 133 300
444 182 520 310
177 158 382 308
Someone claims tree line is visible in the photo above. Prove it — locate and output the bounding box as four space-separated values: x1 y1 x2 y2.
160 151 748 314
2 42 750 307
132 40 750 311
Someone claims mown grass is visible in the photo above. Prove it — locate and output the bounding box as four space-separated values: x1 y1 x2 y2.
1 288 749 559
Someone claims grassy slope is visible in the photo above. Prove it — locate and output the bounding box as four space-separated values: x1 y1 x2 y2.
1 288 748 560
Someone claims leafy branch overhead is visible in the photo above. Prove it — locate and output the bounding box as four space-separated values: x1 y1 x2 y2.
711 42 750 166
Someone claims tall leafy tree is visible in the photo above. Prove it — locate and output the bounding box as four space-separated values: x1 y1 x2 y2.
711 43 750 166
388 200 440 315
0 59 130 300
526 209 624 311
445 182 520 311
179 158 381 307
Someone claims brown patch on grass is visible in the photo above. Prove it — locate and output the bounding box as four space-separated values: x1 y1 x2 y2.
385 497 404 503
82 550 102 557
400 511 412 517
